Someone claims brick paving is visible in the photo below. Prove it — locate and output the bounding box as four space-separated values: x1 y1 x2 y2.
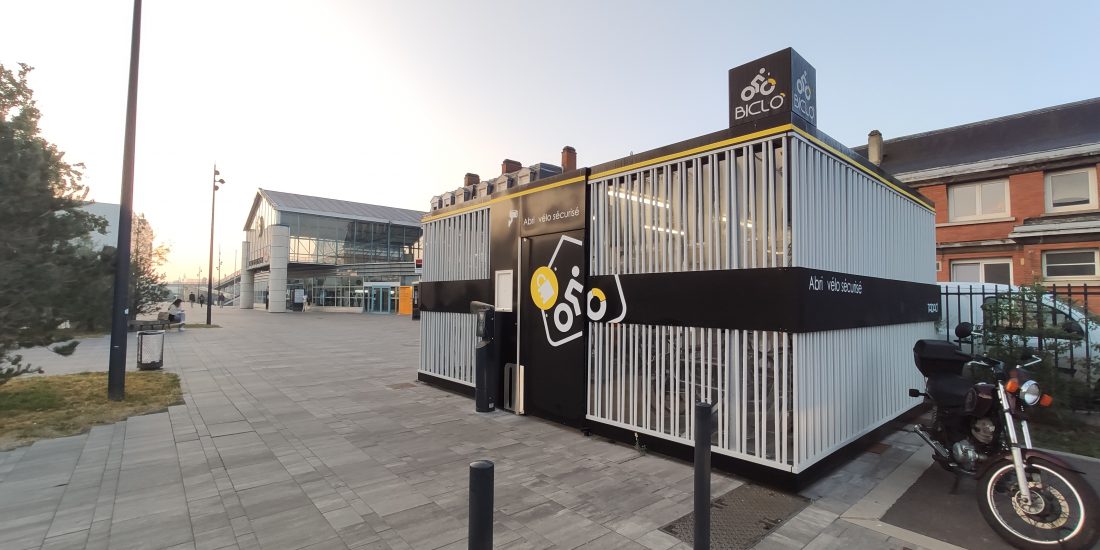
0 307 944 550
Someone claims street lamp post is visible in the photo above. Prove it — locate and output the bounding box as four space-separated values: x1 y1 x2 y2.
207 164 225 325
107 0 144 401
217 246 223 307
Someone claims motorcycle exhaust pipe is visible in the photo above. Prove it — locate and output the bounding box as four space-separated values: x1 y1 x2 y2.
912 425 951 460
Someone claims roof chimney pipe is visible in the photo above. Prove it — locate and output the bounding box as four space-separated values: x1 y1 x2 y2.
501 159 522 175
561 146 577 172
867 130 883 166
464 173 480 188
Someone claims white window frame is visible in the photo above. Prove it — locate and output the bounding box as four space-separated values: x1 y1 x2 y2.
1044 167 1098 213
947 179 1009 222
1042 249 1099 280
950 258 1013 285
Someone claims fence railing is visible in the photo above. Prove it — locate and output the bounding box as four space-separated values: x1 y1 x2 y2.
939 283 1100 411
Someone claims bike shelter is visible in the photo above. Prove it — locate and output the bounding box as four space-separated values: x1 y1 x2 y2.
418 49 939 485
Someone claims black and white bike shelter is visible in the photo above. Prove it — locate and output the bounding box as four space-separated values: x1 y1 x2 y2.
418 49 938 484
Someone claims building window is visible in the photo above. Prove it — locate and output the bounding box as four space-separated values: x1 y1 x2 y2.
948 180 1008 221
950 259 1011 285
1045 168 1097 213
1043 249 1098 279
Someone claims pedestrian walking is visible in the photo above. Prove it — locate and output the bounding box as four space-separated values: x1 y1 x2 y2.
168 298 186 331
199 294 205 308
188 292 195 308
218 292 225 307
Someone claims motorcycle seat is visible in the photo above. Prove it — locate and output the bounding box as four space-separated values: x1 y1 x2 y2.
926 374 972 408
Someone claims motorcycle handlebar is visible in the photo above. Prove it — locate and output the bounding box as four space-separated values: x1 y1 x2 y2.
1020 355 1043 368
966 354 1043 370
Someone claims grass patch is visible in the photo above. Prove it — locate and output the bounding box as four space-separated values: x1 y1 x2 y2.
1031 421 1100 459
0 372 183 450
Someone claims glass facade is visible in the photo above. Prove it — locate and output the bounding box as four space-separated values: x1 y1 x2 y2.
282 212 422 265
245 197 424 268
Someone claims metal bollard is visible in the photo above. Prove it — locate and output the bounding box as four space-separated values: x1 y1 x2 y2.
469 460 494 550
694 401 717 550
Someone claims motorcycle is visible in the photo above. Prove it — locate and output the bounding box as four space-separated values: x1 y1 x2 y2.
910 322 1100 549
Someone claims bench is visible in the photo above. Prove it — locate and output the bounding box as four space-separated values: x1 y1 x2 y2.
126 312 180 332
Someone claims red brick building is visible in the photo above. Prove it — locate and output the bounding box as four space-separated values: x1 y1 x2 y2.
854 98 1100 288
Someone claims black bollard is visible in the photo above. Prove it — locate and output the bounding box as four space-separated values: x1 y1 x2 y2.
694 401 716 550
469 460 494 550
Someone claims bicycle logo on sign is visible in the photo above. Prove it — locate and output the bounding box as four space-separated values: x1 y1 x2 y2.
740 68 777 101
734 68 785 122
530 235 626 347
796 71 812 100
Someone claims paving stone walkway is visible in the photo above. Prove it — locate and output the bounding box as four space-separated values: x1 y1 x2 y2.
0 307 950 550
1 308 741 550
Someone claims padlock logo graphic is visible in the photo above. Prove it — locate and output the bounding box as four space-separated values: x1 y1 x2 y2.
536 275 553 302
529 266 558 311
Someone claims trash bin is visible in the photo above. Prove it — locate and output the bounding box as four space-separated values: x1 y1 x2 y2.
137 330 165 370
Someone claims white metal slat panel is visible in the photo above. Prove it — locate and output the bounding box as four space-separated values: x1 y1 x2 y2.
585 323 793 469
791 322 932 472
418 311 477 386
788 135 933 281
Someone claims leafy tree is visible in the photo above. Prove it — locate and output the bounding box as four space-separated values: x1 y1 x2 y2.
0 63 106 384
127 214 169 320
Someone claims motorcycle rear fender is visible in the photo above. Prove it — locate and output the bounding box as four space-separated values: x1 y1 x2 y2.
977 449 1085 477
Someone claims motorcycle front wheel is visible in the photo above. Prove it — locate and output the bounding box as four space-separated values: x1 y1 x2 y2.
978 458 1100 549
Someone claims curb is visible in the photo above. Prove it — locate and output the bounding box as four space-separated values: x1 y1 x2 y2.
839 445 966 550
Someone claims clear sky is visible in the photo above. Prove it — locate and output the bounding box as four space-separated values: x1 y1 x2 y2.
3 0 1098 281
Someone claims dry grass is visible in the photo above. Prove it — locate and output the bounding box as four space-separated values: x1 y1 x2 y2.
0 371 183 450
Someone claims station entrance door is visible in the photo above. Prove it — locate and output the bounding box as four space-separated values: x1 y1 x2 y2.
365 283 397 314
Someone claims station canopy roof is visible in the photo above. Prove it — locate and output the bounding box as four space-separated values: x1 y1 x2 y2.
244 189 426 230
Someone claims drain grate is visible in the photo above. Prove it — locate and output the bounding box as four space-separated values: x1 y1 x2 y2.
660 484 809 549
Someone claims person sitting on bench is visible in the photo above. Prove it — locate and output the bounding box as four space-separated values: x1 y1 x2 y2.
168 298 186 331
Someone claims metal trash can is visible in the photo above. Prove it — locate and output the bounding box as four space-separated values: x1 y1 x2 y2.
137 330 165 370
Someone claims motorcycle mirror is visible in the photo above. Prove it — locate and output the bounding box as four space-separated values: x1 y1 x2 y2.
954 322 973 339
1062 320 1086 337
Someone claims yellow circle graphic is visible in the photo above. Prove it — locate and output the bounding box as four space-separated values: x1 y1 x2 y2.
530 266 559 311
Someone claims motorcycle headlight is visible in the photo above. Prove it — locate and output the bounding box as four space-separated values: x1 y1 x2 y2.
1020 379 1042 406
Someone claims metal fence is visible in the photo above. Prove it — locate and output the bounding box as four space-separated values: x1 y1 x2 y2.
939 283 1100 410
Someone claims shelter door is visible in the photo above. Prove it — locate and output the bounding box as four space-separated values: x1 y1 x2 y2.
519 230 587 425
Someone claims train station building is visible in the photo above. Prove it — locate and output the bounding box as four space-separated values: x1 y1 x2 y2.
239 189 424 314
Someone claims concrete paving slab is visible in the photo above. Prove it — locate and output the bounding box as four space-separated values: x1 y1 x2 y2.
0 306 996 550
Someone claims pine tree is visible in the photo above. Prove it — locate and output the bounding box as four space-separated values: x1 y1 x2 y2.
0 63 107 383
